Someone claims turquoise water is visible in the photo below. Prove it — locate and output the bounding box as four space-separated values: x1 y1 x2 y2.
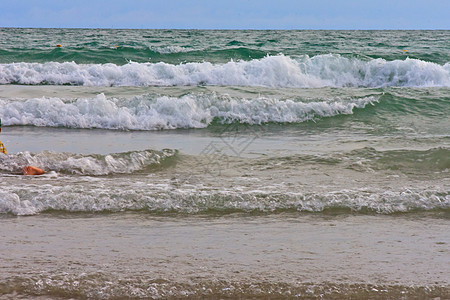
1 29 449 65
0 29 449 298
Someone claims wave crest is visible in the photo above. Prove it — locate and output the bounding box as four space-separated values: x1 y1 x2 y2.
1 55 448 87
0 184 448 216
0 93 377 130
0 149 177 175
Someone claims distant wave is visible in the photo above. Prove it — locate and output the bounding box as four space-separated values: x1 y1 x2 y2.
0 93 378 130
1 55 449 87
0 46 272 66
0 149 177 176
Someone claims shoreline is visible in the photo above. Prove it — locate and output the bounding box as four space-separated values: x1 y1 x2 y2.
1 213 448 298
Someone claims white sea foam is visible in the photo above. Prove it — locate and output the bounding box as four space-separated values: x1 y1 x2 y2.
0 148 447 216
0 93 377 130
0 180 448 216
0 149 176 175
151 46 189 54
0 55 448 87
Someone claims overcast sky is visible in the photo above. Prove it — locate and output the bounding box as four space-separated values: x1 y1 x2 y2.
0 0 448 30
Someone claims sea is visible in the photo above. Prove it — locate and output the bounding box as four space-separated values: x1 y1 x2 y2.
0 28 449 299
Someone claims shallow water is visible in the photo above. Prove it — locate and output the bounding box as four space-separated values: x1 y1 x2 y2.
1 213 449 299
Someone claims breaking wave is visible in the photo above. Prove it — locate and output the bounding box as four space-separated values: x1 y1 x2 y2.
1 55 449 87
0 149 177 176
0 181 448 216
0 93 378 130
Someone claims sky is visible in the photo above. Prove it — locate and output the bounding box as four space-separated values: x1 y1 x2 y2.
0 0 448 30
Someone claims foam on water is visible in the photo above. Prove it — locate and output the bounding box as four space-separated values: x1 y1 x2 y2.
0 178 448 216
1 55 448 87
0 93 377 130
1 274 447 299
0 149 176 176
151 45 189 54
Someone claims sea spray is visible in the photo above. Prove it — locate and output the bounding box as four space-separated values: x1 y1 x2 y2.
1 55 449 87
0 93 379 130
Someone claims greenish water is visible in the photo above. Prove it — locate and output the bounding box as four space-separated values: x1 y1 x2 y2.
1 29 449 65
0 29 449 299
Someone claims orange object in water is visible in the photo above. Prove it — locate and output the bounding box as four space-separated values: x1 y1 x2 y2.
56 44 62 47
23 166 45 176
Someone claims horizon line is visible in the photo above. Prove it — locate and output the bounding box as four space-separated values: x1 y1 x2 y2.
1 26 448 31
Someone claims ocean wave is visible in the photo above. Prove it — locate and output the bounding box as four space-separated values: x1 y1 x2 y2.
348 147 450 173
150 45 190 54
0 182 448 216
0 93 377 130
260 147 450 174
0 149 177 176
0 55 448 87
0 46 270 65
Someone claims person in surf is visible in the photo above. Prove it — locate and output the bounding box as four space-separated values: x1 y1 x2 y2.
0 121 6 155
0 118 45 175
